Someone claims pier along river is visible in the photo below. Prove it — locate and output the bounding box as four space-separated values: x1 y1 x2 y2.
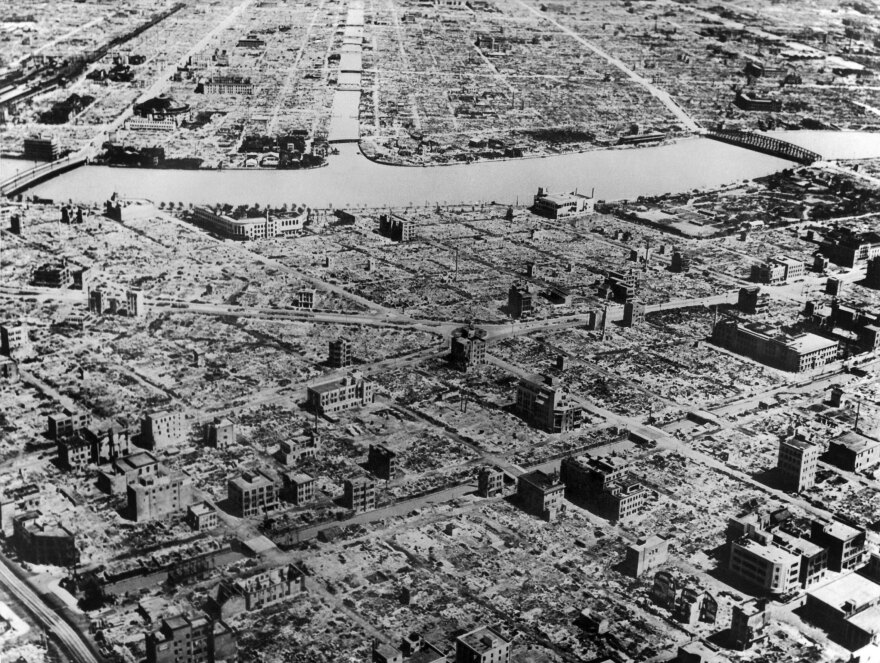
21 130 880 208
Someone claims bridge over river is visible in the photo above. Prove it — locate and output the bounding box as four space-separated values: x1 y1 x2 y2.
705 129 823 165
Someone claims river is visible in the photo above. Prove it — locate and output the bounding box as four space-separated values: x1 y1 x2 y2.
18 130 880 208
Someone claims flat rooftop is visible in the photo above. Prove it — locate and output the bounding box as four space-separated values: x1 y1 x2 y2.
809 572 880 612
831 431 880 453
458 626 509 653
786 333 838 354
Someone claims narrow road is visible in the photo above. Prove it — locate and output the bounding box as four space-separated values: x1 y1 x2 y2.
514 0 699 132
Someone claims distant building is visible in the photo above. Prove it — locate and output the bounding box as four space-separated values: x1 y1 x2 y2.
811 519 866 572
455 625 511 663
205 418 235 448
373 641 403 663
47 410 93 441
623 300 645 327
0 323 31 358
306 372 375 415
191 206 302 241
343 476 376 512
275 431 319 466
187 502 219 532
13 511 77 567
211 564 305 620
0 357 20 382
819 230 880 268
127 470 194 522
32 260 73 288
0 484 40 537
737 286 767 314
866 256 880 290
97 451 160 494
449 325 487 371
280 472 314 505
57 424 131 470
560 455 648 522
598 269 637 303
128 289 146 317
88 288 104 314
751 256 804 284
729 600 768 650
328 338 352 368
297 288 315 309
507 285 533 319
227 471 279 518
827 431 880 473
777 438 820 492
515 375 583 434
367 444 397 480
146 614 236 663
624 535 669 577
142 410 186 449
204 75 254 95
517 469 564 521
23 137 60 161
477 466 504 497
378 213 415 242
532 187 594 219
671 251 691 273
712 319 838 372
734 91 782 112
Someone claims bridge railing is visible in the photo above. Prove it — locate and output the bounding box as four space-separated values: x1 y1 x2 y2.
705 129 822 164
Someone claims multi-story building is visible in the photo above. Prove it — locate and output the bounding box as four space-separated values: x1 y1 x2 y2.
811 519 866 572
0 323 31 358
729 600 768 651
378 213 415 242
772 529 827 588
47 410 93 441
127 289 146 317
728 537 801 595
186 502 219 532
275 431 319 466
477 466 504 498
306 372 375 415
0 357 19 382
13 511 77 567
146 614 236 663
191 206 302 241
126 116 178 131
820 230 880 268
343 476 376 513
32 260 73 288
866 256 880 290
598 269 638 303
97 451 160 494
127 470 194 522
751 256 804 284
204 75 254 95
328 338 352 368
517 470 564 521
827 431 880 473
280 472 315 505
507 284 533 319
205 418 235 448
734 91 782 112
805 572 880 652
227 471 279 518
449 326 487 371
623 300 646 327
624 535 669 577
515 375 583 434
560 455 648 522
532 187 594 219
212 565 305 618
455 626 511 663
0 484 40 537
23 137 61 161
58 424 131 470
712 319 838 372
142 410 186 449
297 288 315 309
777 437 820 492
671 251 691 273
367 444 397 481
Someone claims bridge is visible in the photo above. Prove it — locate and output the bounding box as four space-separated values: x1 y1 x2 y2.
1 153 89 198
704 129 822 165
